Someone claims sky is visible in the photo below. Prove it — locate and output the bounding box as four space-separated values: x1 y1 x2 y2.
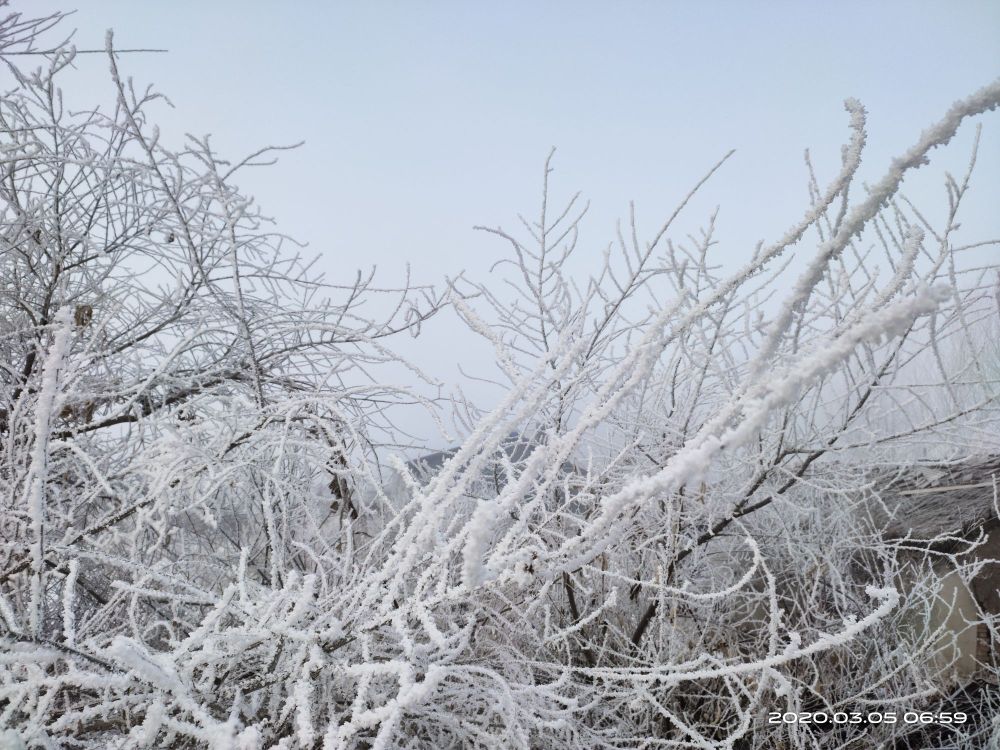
12 0 1000 446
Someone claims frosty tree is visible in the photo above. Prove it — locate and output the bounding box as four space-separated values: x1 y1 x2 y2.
1 4 999 749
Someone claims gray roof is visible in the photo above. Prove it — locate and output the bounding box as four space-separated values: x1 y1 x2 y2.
868 456 1000 543
405 433 542 479
405 433 580 486
408 443 1000 545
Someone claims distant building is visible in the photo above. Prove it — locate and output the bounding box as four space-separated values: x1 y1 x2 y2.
403 432 582 493
866 456 1000 684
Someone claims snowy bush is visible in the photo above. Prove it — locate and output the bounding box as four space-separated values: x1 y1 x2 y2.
1 5 999 749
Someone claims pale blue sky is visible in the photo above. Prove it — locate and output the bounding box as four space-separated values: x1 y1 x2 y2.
15 1 1000 442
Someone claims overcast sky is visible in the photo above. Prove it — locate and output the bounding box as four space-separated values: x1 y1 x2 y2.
17 0 1000 445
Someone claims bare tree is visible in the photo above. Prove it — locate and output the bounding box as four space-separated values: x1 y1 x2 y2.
1 4 999 749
